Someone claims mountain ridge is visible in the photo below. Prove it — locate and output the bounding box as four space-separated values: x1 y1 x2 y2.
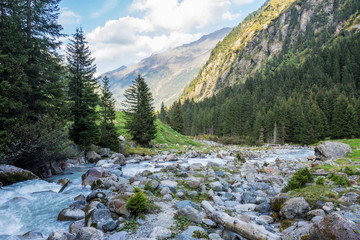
102 28 231 109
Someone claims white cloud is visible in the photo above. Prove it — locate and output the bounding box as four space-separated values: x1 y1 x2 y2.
59 9 81 25
232 0 255 5
87 0 254 74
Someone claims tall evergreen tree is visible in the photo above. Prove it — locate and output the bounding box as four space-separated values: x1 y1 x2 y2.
159 102 166 122
0 0 69 167
123 74 156 146
67 27 100 147
170 101 184 134
99 76 120 151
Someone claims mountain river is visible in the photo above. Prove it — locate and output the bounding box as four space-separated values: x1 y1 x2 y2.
0 147 314 238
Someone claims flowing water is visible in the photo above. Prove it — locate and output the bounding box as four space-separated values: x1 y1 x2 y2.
0 165 92 238
0 147 314 238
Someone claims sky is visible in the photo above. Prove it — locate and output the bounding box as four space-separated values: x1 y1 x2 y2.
58 0 266 75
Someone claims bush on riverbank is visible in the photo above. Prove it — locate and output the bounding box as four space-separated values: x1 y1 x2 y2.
284 168 313 192
126 188 147 215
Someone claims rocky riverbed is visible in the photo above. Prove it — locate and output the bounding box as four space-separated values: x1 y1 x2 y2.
1 143 360 240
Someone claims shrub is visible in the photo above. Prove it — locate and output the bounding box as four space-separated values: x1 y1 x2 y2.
236 152 246 163
284 168 313 192
343 167 360 176
315 177 325 185
192 230 208 239
126 187 147 215
329 173 350 186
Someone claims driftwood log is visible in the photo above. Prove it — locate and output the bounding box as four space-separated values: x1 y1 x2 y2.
201 201 280 240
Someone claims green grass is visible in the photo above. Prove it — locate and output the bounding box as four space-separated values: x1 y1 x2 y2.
289 185 338 205
115 111 202 151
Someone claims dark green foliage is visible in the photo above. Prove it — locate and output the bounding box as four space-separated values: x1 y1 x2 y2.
99 76 120 152
329 173 350 186
126 187 147 215
315 177 325 185
123 74 156 146
343 167 360 176
67 28 100 147
179 33 360 145
170 101 184 134
159 102 167 122
117 218 139 233
0 0 69 167
0 116 74 168
192 230 208 239
284 168 313 192
175 215 191 231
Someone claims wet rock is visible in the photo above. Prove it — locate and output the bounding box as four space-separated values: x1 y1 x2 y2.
86 190 106 202
86 209 113 231
98 148 110 157
309 212 360 240
270 196 290 212
50 161 63 175
47 230 74 240
58 208 85 221
315 141 353 160
106 231 129 240
176 205 204 224
280 197 310 219
75 227 104 240
149 226 172 239
86 151 101 163
22 231 44 239
0 164 39 185
82 168 105 186
70 219 85 235
58 178 71 193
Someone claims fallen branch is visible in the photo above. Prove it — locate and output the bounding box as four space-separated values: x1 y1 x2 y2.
201 201 280 240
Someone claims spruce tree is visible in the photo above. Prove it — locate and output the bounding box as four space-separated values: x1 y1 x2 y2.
67 27 100 147
159 102 166 122
123 74 156 146
170 101 184 134
99 76 120 151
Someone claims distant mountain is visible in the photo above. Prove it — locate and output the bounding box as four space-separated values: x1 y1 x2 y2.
101 28 231 109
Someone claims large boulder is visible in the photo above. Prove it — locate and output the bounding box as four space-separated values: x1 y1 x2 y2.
98 148 110 157
75 227 104 240
0 165 39 185
315 141 353 160
176 205 204 224
309 212 360 240
86 209 115 231
86 151 101 163
280 197 311 219
58 208 85 221
82 168 105 186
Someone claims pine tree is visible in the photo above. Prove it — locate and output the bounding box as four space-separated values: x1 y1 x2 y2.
159 102 167 122
123 74 156 146
170 101 184 134
67 27 100 147
99 76 120 152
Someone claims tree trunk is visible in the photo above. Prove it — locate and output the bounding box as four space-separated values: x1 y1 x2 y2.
201 201 280 240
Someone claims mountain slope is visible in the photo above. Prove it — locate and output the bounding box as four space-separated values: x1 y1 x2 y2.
103 28 231 109
181 0 360 102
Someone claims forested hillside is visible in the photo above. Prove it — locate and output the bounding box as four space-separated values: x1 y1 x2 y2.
181 0 360 101
166 0 360 145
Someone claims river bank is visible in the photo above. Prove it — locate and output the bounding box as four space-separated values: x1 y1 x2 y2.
1 143 360 239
